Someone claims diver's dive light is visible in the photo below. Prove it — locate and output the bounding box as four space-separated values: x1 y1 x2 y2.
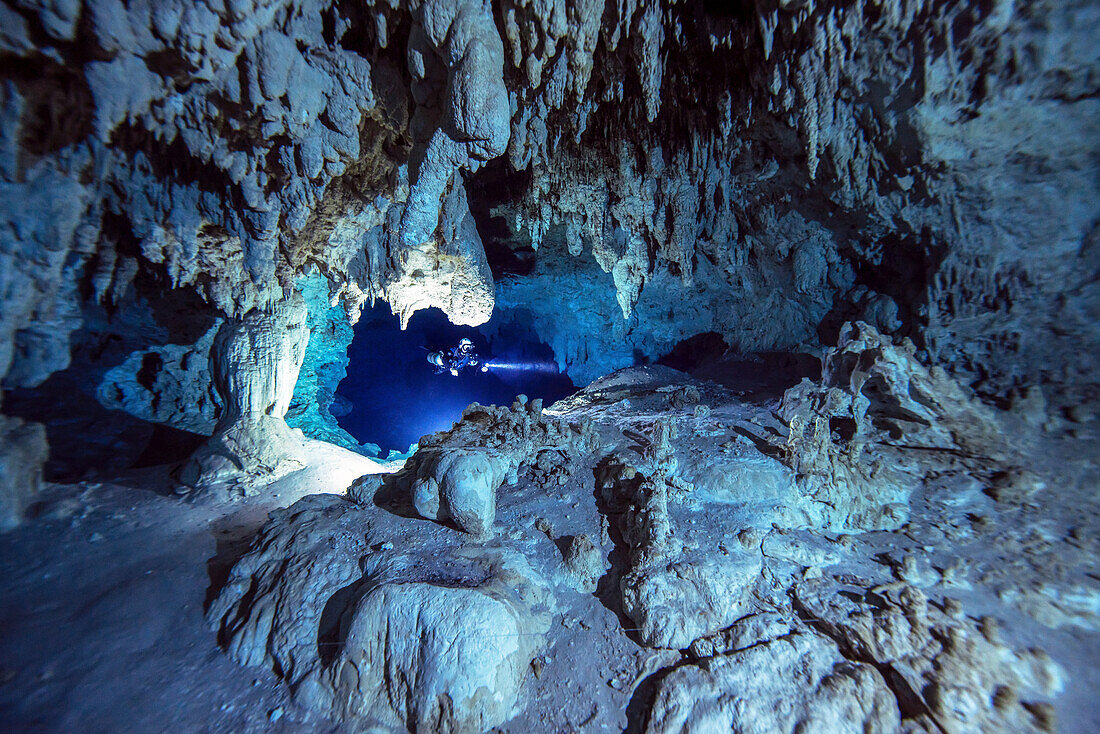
481 359 559 373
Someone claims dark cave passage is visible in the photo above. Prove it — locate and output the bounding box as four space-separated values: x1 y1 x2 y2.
334 303 577 454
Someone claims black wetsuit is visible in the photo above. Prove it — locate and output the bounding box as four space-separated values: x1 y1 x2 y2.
438 347 481 374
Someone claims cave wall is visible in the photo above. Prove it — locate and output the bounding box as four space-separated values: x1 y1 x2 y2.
1 0 1097 513
478 0 1100 396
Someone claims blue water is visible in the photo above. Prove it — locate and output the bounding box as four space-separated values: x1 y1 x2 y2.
335 304 577 454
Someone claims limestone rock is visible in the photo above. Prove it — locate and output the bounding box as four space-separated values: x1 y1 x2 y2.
209 494 366 685
820 322 1005 457
647 632 900 733
328 555 548 733
597 417 765 649
179 296 310 494
0 415 48 531
97 322 222 436
562 533 605 594
209 492 552 733
621 553 763 650
795 579 1065 734
407 447 511 538
688 612 794 659
396 397 597 536
775 321 1009 532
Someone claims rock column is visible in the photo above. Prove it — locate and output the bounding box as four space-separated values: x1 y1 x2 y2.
180 295 310 494
0 410 48 531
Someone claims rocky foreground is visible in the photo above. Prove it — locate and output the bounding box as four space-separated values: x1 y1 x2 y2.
207 324 1099 732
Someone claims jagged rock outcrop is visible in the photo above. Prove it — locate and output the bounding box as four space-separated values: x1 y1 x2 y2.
647 631 901 733
794 578 1066 733
560 532 604 593
96 321 223 436
596 416 764 649
396 394 598 536
774 321 1009 531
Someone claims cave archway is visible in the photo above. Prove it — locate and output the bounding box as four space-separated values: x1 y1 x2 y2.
333 303 577 456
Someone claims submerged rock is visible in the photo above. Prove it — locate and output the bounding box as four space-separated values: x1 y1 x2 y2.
205 360 1075 732
209 492 551 733
621 553 763 650
395 396 598 536
406 447 511 538
794 578 1066 734
774 321 1013 532
180 297 311 494
326 551 550 733
561 533 605 594
647 632 900 733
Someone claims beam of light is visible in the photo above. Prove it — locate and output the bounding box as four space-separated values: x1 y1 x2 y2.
484 359 562 374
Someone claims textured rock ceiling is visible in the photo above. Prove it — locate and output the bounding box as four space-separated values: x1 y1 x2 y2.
1 3 1099 731
1 0 1098 503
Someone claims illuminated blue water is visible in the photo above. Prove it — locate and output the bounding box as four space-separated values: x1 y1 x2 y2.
334 304 577 454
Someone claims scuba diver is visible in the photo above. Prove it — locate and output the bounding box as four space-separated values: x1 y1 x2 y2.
427 338 490 376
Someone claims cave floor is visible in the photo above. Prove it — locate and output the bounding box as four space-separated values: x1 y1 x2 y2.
0 376 1099 732
0 439 382 733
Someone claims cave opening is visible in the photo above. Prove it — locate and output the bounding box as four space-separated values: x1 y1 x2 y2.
333 302 577 456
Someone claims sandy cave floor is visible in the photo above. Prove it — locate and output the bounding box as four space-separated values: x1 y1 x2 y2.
0 371 1099 733
0 440 384 733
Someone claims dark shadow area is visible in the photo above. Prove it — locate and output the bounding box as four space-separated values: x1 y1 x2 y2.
730 424 786 461
654 331 820 402
4 369 203 483
552 534 574 562
204 517 259 613
132 424 208 468
370 471 421 520
656 331 729 372
591 456 645 645
687 350 820 402
4 240 219 482
317 578 369 665
464 158 536 278
335 303 577 454
624 663 683 734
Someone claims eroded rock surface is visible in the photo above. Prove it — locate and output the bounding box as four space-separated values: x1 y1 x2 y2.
207 341 1091 731
647 632 900 734
0 0 1097 731
179 297 311 493
396 395 598 536
327 551 549 733
794 579 1066 734
209 492 553 733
